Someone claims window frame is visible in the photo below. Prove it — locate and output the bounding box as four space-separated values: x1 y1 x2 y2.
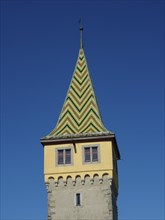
56 147 73 166
82 144 100 164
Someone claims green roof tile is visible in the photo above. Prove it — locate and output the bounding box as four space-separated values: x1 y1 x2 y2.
47 48 109 138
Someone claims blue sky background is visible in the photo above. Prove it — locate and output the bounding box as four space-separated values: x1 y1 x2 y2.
1 0 164 219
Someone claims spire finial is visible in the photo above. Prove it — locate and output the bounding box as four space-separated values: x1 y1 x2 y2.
79 17 83 48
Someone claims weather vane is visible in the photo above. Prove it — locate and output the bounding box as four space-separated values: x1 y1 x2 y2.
79 17 83 29
79 17 83 48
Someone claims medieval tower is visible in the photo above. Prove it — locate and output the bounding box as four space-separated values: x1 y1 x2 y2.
41 25 120 220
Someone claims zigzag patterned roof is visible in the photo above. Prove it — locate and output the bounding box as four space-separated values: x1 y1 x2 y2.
47 48 109 138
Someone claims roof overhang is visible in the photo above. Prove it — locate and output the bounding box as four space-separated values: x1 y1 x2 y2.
40 133 120 160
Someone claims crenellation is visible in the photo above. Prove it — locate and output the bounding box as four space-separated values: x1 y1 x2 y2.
46 175 117 220
46 174 112 187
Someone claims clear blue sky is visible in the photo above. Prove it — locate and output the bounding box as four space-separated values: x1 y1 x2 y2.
1 1 164 219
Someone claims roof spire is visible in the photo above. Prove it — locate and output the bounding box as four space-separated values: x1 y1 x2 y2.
46 44 109 137
79 17 83 48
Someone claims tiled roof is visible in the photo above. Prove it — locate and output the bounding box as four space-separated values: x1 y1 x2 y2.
46 48 109 138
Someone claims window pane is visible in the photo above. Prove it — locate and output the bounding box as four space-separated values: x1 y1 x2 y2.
58 150 64 164
84 147 90 162
92 147 98 161
65 149 71 164
76 193 81 206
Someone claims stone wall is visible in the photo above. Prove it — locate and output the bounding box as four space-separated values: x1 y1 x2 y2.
46 174 118 220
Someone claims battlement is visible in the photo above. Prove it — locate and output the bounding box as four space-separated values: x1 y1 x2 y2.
46 173 111 187
46 173 118 197
46 173 118 220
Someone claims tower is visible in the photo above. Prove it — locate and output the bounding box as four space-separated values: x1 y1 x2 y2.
41 25 120 220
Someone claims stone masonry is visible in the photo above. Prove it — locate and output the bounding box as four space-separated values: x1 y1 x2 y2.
46 174 118 220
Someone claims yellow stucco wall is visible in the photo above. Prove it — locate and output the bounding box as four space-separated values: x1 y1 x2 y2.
44 141 115 182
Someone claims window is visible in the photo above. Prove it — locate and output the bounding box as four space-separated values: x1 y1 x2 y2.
76 193 81 206
92 146 98 161
84 147 90 162
57 149 71 165
58 150 64 164
84 146 99 163
65 149 71 164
